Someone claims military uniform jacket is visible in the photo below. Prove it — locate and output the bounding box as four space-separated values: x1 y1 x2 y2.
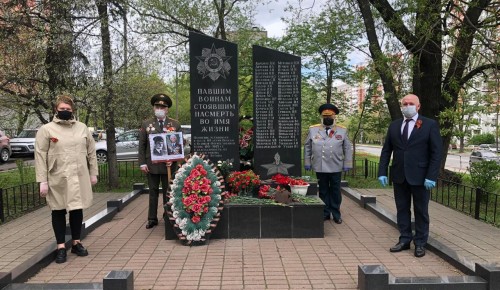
304 124 353 173
138 116 181 175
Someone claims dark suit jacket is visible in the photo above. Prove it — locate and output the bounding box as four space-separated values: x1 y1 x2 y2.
378 115 443 185
138 116 181 175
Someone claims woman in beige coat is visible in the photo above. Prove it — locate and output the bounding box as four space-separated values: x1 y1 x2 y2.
35 95 98 264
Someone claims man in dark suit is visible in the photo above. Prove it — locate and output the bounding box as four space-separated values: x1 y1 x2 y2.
139 93 181 229
378 94 443 257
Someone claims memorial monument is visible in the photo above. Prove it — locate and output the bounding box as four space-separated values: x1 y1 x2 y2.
252 45 302 178
189 32 240 165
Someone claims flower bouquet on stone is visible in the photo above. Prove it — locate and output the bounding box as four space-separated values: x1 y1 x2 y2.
272 173 309 186
166 153 226 245
227 170 261 197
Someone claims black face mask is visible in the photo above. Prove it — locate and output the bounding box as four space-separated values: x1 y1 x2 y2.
57 110 73 120
323 117 334 126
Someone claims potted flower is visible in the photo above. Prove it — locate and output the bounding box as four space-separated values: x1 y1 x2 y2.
227 169 261 197
271 174 310 196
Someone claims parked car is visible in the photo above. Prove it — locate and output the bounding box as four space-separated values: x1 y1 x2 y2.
10 129 38 157
0 129 12 163
479 144 499 153
95 129 191 163
469 150 500 165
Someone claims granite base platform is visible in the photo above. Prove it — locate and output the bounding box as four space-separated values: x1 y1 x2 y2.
165 197 325 240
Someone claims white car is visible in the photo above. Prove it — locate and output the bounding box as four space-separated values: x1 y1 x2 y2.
95 129 191 164
10 129 38 157
479 144 498 153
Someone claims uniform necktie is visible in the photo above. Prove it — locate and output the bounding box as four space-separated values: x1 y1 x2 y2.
325 127 330 136
402 119 411 144
159 120 164 128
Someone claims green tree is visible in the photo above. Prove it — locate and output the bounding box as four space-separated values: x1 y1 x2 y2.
276 2 363 104
354 0 500 172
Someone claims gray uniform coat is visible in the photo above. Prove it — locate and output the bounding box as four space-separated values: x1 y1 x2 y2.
35 117 98 211
304 124 353 173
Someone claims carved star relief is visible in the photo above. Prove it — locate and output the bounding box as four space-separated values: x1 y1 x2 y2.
196 43 232 81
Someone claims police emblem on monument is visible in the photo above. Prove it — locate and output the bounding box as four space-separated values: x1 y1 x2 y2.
196 43 232 81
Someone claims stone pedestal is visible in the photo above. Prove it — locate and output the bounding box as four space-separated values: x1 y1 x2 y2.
164 197 324 240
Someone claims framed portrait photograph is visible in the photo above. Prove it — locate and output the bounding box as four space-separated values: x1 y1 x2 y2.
149 132 184 162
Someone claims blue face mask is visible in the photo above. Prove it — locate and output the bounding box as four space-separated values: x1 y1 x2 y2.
401 105 417 118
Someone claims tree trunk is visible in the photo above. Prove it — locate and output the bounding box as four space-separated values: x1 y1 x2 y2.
96 0 119 188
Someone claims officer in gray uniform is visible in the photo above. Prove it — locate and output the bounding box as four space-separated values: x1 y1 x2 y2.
304 103 353 223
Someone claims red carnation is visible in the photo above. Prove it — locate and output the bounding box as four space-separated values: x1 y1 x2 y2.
191 215 201 223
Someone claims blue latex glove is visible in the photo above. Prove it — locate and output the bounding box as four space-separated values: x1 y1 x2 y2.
424 179 436 190
343 167 352 172
378 176 388 187
304 165 311 171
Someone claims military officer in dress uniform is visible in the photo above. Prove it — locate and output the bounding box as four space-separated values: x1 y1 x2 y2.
139 93 181 229
304 103 353 223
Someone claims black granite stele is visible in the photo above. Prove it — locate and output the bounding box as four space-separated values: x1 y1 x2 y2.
252 45 302 179
189 31 240 165
165 197 324 240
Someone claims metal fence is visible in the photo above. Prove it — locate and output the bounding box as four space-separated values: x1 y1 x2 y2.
0 182 46 223
347 158 499 226
1 159 498 226
0 161 146 224
434 179 499 225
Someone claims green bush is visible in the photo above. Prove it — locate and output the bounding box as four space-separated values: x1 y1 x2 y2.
469 161 500 192
469 133 496 145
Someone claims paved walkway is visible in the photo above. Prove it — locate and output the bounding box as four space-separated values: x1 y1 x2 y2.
355 188 500 268
0 192 125 274
2 187 499 289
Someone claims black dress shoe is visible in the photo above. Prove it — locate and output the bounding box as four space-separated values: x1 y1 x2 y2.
146 220 158 229
389 242 411 252
71 242 88 256
333 218 343 224
414 246 426 257
55 248 67 264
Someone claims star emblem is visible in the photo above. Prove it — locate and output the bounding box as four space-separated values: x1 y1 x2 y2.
196 43 232 81
261 152 294 177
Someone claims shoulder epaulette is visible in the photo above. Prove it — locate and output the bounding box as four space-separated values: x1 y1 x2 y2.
310 124 322 128
336 124 346 129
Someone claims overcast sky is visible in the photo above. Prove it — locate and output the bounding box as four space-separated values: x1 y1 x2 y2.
252 0 367 66
253 0 328 38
